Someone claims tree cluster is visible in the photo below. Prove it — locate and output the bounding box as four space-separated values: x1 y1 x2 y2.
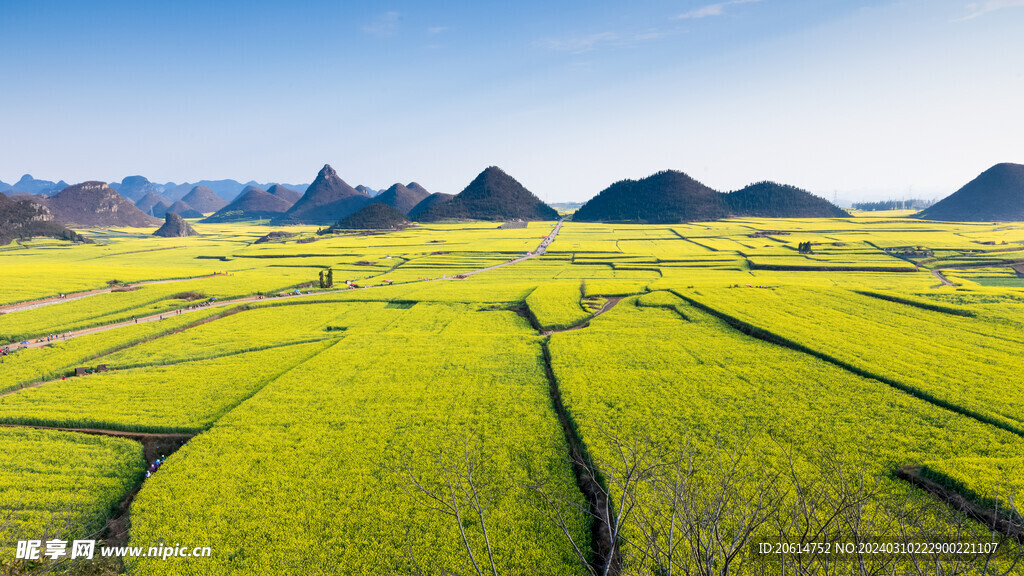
318 268 333 289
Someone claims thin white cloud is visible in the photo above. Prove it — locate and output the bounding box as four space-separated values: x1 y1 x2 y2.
363 11 401 37
427 26 448 35
675 0 761 20
960 0 1024 19
539 29 669 54
541 32 620 53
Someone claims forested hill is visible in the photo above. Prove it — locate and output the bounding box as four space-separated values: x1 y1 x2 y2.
724 182 850 218
913 163 1024 222
572 170 727 223
413 167 559 222
0 192 87 245
573 171 848 222
325 202 412 230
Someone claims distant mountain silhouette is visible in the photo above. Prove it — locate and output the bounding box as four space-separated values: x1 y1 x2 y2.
150 201 171 218
0 192 87 245
375 183 430 215
4 173 311 204
181 185 228 213
172 179 249 201
112 175 165 202
326 202 412 230
7 174 68 196
356 185 379 197
203 185 292 223
573 170 727 223
160 182 193 201
275 164 371 224
159 200 203 219
153 212 199 237
135 191 171 215
266 184 302 206
407 192 454 220
574 171 848 222
913 163 1024 222
414 167 558 222
40 182 159 227
724 182 850 218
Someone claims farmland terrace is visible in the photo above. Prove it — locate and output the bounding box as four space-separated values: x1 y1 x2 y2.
1 216 1023 575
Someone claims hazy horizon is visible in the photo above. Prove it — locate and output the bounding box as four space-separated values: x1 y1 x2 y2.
2 0 1022 203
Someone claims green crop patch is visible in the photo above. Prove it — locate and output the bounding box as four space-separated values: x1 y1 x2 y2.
0 428 144 545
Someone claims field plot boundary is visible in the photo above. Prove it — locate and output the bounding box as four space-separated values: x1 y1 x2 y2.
94 335 339 372
896 465 1024 543
0 273 228 312
540 297 623 336
540 339 621 574
746 261 918 272
0 307 239 395
671 290 1024 438
854 291 974 317
0 339 334 434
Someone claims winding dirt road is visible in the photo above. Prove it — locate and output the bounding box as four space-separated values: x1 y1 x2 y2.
0 273 228 314
931 269 955 287
10 222 565 350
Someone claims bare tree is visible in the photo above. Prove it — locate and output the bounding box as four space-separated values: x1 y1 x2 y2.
395 430 1024 576
1 492 122 576
523 429 787 576
391 438 500 576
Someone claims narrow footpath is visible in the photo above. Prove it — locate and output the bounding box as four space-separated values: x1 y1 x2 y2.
0 273 228 314
12 222 565 350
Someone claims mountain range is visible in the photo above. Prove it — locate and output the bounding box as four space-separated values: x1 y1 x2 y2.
136 191 171 216
110 176 313 203
274 165 372 225
0 175 69 196
202 185 297 223
4 162 1021 244
374 183 431 215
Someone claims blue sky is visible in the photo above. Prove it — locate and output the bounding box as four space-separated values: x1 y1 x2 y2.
1 0 1022 202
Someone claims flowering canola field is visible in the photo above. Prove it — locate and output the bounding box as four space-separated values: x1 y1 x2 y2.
0 216 1022 574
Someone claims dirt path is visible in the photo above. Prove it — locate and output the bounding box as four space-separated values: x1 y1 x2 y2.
542 297 622 336
16 299 257 350
0 423 192 460
930 269 956 287
0 422 194 548
11 222 566 350
0 273 228 313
